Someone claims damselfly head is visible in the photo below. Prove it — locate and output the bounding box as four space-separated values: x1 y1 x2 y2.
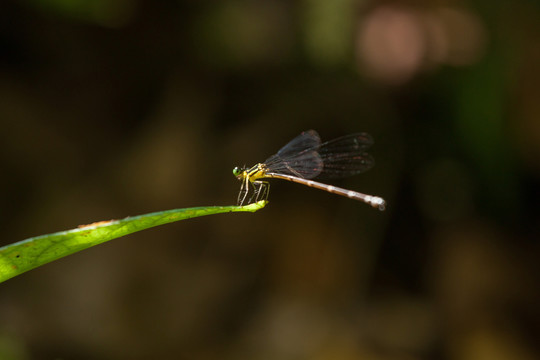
232 166 246 180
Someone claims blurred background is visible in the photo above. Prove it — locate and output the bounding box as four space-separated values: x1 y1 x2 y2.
1 0 539 359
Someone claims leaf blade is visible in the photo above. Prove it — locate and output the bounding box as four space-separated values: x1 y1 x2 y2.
0 201 267 283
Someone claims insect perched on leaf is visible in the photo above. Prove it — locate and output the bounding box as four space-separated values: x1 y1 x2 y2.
233 130 386 210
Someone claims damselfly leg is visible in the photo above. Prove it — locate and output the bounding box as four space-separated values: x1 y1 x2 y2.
236 177 249 205
252 181 269 204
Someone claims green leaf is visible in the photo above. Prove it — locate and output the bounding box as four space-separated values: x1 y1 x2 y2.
0 201 267 283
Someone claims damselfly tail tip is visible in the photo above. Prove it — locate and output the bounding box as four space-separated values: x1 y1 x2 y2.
367 196 386 211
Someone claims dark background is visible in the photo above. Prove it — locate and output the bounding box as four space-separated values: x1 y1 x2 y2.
1 0 539 359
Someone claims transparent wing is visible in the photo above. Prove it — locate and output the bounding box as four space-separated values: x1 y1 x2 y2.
265 150 324 179
317 133 374 178
275 129 321 158
265 131 375 180
264 130 323 179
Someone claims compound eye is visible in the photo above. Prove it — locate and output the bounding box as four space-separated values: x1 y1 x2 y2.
232 167 241 176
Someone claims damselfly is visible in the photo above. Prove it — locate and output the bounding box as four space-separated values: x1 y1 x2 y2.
233 130 386 210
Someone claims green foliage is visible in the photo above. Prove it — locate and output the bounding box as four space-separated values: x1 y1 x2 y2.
26 0 136 26
0 201 267 283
